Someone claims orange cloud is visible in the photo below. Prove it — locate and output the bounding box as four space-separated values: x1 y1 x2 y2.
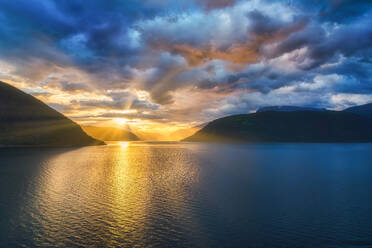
155 18 307 66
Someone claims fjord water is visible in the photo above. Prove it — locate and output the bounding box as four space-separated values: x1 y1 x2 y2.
1 143 372 248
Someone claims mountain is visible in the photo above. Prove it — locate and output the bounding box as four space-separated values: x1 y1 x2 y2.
257 106 327 113
184 111 372 143
82 126 140 141
167 122 208 141
0 81 103 146
131 130 168 141
344 103 372 118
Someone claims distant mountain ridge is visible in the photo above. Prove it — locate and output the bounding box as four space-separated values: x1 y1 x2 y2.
0 81 103 146
82 126 140 141
344 103 372 118
167 122 208 141
184 110 372 143
257 106 327 113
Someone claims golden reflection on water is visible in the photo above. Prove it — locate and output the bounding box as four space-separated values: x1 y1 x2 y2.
26 142 201 247
5 143 372 248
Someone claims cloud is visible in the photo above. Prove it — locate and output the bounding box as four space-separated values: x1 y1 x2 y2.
74 90 159 111
199 0 236 10
0 0 372 126
78 111 166 121
58 81 90 92
139 1 305 66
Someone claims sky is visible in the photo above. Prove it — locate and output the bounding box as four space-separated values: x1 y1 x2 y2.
0 0 372 134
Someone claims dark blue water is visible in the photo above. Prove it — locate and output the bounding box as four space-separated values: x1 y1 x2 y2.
1 142 372 247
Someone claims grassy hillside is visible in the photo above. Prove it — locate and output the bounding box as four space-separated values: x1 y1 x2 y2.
184 111 372 143
0 81 103 146
344 103 372 118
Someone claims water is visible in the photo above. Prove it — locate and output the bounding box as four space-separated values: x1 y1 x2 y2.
1 142 372 248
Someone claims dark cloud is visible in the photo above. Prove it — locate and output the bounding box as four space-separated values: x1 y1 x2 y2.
313 0 372 23
59 81 90 92
0 0 372 123
75 97 158 111
199 0 236 10
29 92 53 97
78 112 166 121
142 8 307 67
263 11 372 70
48 102 75 113
264 0 372 23
246 10 308 38
0 0 164 71
66 88 159 112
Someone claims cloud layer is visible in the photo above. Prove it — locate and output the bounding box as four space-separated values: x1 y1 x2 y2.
0 0 371 128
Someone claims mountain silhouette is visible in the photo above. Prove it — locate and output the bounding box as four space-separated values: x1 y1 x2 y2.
184 111 372 143
257 106 327 113
344 103 372 118
167 122 208 141
0 81 103 146
82 126 140 141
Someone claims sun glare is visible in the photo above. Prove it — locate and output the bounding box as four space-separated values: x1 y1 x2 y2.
119 142 129 148
114 118 127 126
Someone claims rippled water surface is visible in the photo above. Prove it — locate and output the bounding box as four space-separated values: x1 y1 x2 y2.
1 142 372 248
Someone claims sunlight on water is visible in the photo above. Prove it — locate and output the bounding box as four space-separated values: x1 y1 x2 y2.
2 142 372 247
118 141 129 148
6 143 202 247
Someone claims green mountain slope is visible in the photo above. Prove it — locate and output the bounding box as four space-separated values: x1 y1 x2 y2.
344 103 372 118
0 81 103 146
184 111 372 143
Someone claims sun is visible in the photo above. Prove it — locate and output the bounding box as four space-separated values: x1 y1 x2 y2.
114 118 127 126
